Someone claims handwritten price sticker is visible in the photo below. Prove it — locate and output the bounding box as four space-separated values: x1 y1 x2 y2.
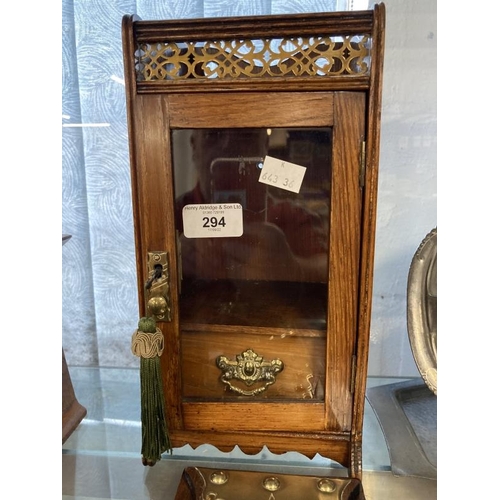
258 156 307 194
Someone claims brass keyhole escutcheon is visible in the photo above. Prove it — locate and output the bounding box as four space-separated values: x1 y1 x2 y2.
145 251 171 322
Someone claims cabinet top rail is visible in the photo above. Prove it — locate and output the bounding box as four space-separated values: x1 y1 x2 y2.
127 9 377 42
122 6 385 90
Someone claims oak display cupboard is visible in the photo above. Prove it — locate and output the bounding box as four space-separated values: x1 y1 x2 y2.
122 3 385 479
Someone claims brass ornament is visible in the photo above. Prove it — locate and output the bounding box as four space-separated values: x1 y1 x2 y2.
262 476 281 492
317 479 336 493
176 466 366 498
216 349 284 396
145 251 172 322
135 35 371 82
210 471 229 485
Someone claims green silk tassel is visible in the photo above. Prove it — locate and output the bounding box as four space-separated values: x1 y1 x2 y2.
132 316 172 466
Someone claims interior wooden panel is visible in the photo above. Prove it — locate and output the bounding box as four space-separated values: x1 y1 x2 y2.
180 281 328 330
181 330 326 400
178 235 327 284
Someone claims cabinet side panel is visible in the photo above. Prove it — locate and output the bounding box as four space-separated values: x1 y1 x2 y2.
351 2 386 446
122 15 143 308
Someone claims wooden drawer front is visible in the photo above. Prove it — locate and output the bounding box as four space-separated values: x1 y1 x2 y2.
181 329 326 401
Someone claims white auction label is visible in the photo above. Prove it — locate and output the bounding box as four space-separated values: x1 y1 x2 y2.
258 155 307 194
182 203 243 238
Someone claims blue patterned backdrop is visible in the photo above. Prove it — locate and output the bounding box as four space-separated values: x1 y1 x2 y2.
62 0 363 368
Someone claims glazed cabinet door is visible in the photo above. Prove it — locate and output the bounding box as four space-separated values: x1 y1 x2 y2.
132 90 365 435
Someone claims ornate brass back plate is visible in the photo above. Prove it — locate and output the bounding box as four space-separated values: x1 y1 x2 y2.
216 349 284 396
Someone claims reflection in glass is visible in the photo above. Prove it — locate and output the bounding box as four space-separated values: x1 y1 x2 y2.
172 128 332 400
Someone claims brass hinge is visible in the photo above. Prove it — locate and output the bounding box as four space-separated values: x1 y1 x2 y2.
350 354 357 393
359 141 366 187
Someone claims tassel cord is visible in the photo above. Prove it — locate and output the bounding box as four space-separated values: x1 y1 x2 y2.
140 357 171 464
132 322 172 466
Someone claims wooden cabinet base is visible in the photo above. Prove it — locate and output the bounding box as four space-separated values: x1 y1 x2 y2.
170 429 353 466
174 467 366 500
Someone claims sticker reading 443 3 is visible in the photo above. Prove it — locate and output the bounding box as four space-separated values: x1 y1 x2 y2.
182 203 243 238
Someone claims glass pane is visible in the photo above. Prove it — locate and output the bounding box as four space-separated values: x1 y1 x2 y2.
172 127 332 401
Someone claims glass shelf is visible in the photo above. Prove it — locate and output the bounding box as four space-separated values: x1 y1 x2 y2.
62 367 437 500
62 366 408 469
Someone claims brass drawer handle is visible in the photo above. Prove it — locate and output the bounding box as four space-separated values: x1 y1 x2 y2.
216 349 284 396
